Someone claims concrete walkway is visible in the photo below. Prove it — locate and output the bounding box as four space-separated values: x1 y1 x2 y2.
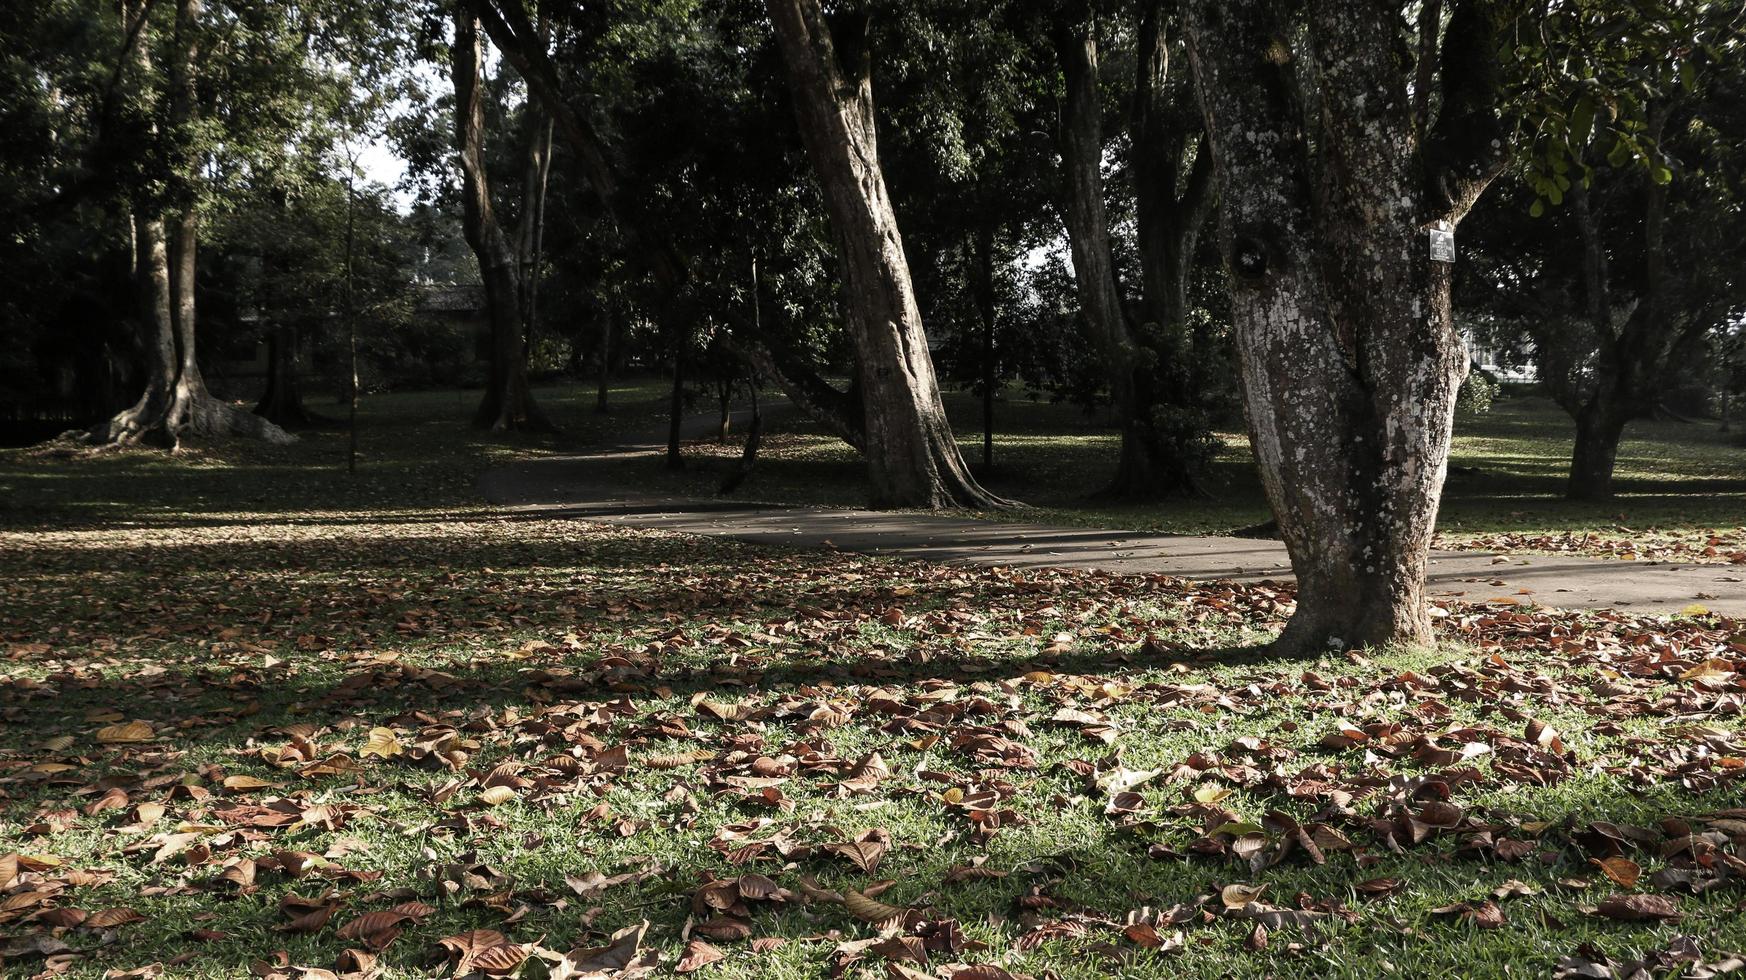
479 409 1746 618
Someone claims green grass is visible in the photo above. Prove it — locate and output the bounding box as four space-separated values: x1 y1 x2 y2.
2 388 1744 978
667 387 1746 560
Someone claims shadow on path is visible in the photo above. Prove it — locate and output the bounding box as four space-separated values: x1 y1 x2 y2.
479 406 1746 618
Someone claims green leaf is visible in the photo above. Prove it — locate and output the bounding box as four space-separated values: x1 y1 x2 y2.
1570 97 1596 147
1529 199 1546 218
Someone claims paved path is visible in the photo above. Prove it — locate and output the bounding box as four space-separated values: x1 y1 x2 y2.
479 408 1746 618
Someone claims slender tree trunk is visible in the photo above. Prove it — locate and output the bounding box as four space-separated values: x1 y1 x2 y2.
716 373 734 442
1055 5 1212 499
973 226 996 469
667 346 685 469
1183 0 1507 652
345 171 358 473
452 9 551 434
79 0 293 448
766 0 1008 509
515 42 554 362
595 314 612 414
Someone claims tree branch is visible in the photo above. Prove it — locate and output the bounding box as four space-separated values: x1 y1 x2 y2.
1422 0 1509 224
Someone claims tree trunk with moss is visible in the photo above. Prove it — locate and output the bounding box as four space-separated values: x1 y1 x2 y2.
1183 0 1507 651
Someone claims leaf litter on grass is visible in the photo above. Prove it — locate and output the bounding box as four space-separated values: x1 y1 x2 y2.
1 513 1745 977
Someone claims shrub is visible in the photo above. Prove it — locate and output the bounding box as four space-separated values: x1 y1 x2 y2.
1457 369 1498 416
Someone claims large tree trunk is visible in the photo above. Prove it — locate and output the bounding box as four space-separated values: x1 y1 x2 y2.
79 0 293 449
452 9 551 434
1558 132 1673 500
1183 0 1506 652
1568 404 1627 501
514 34 554 357
254 323 319 427
766 0 1008 509
1054 4 1213 499
1053 13 1149 497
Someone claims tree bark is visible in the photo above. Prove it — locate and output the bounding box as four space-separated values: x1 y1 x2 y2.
452 8 551 434
766 0 1008 509
666 347 685 469
1053 11 1148 497
973 225 997 470
1554 117 1683 500
254 323 318 427
1054 2 1213 498
1568 404 1627 500
79 0 293 448
594 313 612 414
1182 0 1507 652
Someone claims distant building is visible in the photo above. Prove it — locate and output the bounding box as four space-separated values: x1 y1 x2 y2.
1462 330 1538 383
417 284 490 362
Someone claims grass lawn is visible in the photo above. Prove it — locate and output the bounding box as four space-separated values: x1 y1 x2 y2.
2 388 1744 978
666 387 1746 563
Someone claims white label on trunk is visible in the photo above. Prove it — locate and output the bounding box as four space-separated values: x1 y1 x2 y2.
1429 225 1455 263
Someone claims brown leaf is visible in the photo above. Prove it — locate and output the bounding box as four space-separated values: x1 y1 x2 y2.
1596 893 1681 922
1590 857 1641 889
562 919 651 975
692 916 753 942
1355 878 1406 898
1220 883 1266 909
826 829 891 874
82 907 144 929
844 888 906 926
675 938 726 973
96 721 153 744
335 911 414 951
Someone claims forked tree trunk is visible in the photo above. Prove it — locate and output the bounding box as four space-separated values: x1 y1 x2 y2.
1183 0 1506 652
80 0 293 449
452 9 551 434
766 0 1009 509
1556 137 1679 500
1054 3 1213 499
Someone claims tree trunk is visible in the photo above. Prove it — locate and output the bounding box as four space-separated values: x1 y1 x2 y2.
1055 5 1211 499
973 226 996 470
1558 124 1674 500
766 0 1008 509
254 324 317 427
1568 405 1627 501
720 332 866 452
79 0 293 449
716 375 733 442
595 313 612 413
515 44 553 359
1053 14 1148 497
667 348 685 469
452 9 551 434
1183 0 1507 652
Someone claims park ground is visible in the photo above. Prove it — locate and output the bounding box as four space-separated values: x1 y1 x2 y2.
1 384 1744 978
